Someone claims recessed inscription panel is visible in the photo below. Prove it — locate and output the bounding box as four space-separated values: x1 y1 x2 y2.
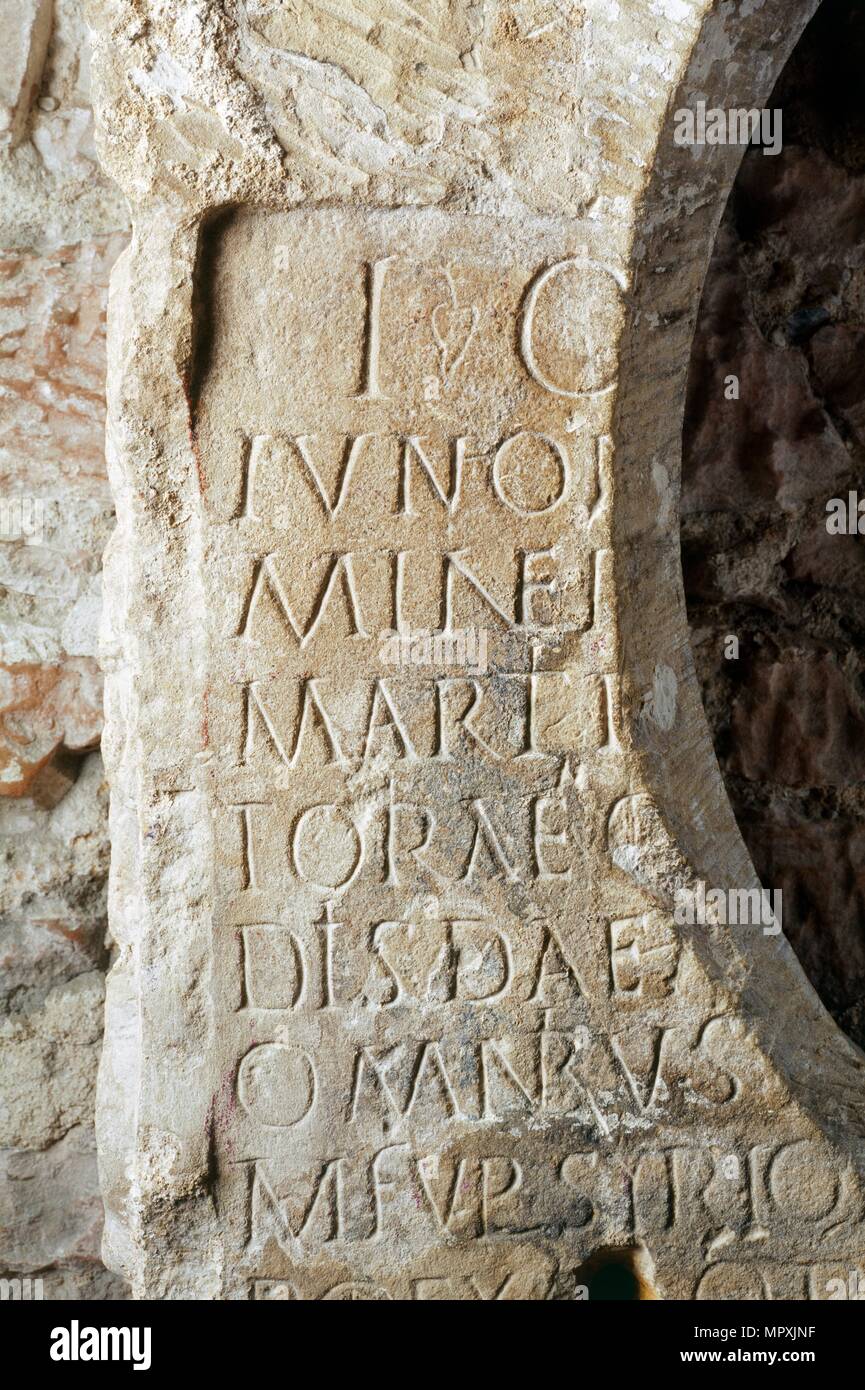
192 209 633 1297
180 210 865 1299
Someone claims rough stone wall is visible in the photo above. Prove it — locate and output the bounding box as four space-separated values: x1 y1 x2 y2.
682 0 865 1051
0 0 128 1299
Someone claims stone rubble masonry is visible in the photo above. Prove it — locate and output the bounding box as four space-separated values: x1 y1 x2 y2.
0 233 125 802
0 0 128 1298
682 0 865 1053
85 0 865 1301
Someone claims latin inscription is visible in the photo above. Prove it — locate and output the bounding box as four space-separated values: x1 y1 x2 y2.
188 210 855 1300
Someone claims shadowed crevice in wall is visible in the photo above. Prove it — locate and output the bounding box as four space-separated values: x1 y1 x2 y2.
682 0 865 1050
574 1245 658 1302
188 206 242 426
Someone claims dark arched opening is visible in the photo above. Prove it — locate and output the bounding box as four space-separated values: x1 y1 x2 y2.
575 1247 657 1302
682 0 865 1048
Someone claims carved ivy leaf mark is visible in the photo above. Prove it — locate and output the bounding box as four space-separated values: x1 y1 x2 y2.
431 270 480 385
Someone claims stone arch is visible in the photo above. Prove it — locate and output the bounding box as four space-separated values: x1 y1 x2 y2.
613 0 865 1147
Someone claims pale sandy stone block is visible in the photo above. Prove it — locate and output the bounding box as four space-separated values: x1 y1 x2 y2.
88 0 865 1301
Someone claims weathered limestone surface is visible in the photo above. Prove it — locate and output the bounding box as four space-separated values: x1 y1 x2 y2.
90 0 865 1300
0 0 129 1298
